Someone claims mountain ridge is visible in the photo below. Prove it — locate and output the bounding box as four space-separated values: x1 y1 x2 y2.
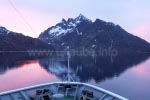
39 14 150 54
0 26 52 52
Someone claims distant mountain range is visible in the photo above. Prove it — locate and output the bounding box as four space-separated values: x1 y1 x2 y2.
0 26 51 52
0 14 150 57
39 14 150 54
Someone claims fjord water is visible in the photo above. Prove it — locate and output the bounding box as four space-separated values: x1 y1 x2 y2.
0 54 150 100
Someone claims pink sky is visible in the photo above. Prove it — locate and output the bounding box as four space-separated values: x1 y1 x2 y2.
0 0 150 42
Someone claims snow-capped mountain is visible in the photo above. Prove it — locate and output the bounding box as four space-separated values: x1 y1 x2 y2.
50 14 91 36
39 14 92 40
0 26 11 34
39 14 150 52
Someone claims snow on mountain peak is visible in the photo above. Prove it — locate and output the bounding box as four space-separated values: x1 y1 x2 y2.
49 26 73 36
75 14 92 22
0 26 10 34
0 26 6 30
48 14 92 37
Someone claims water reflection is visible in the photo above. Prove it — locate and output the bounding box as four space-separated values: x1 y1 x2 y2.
0 52 149 100
0 53 40 74
39 52 150 82
0 54 59 92
95 58 150 100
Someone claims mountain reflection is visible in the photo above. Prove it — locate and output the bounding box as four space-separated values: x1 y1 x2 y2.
0 53 40 74
0 52 149 83
39 52 150 82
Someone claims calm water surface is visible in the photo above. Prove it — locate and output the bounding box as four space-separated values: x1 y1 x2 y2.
0 55 150 100
89 59 150 100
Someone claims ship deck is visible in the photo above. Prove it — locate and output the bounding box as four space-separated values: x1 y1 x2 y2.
0 82 129 100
